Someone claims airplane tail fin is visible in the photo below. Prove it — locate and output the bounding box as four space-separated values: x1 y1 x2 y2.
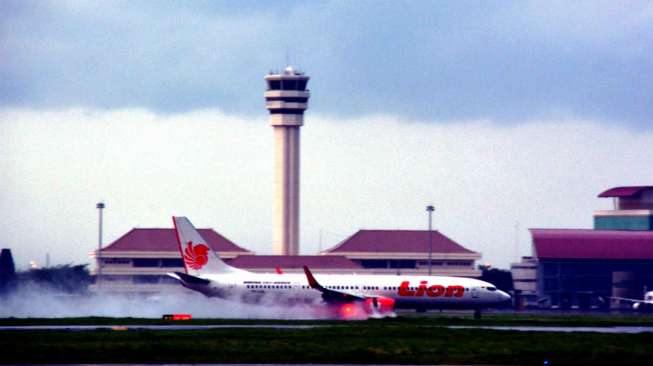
172 216 244 276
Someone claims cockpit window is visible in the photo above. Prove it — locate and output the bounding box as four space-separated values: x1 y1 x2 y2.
488 287 497 291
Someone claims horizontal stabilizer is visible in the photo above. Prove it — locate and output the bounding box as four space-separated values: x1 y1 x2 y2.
173 271 211 286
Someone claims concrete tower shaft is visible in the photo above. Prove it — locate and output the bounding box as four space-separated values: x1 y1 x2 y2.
264 67 310 255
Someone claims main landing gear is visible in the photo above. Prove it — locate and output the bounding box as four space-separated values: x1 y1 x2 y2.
473 309 482 320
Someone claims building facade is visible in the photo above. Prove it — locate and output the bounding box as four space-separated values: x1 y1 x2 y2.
532 228 653 309
90 228 253 294
321 229 481 277
93 227 481 294
510 256 538 308
514 186 653 309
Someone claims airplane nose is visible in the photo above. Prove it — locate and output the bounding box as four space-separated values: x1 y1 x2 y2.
497 290 511 302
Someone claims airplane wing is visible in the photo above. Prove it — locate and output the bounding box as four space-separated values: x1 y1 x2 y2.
609 296 642 303
303 265 366 303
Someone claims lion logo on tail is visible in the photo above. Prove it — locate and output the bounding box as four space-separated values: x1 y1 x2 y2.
183 241 210 270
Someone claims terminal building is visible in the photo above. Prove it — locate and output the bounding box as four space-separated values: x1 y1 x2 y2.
89 228 253 294
321 229 480 277
91 228 480 295
511 186 653 309
90 67 481 295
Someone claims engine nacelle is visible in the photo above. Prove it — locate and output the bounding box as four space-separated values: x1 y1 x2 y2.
364 296 396 317
332 297 397 320
336 302 368 320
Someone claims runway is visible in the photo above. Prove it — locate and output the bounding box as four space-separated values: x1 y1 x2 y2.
0 324 318 331
2 324 652 333
448 325 653 334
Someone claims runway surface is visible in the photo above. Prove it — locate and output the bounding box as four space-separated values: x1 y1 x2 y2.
2 324 653 333
0 324 317 331
448 325 653 334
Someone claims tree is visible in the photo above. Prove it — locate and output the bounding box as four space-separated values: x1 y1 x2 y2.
0 249 16 295
19 264 93 294
479 265 514 293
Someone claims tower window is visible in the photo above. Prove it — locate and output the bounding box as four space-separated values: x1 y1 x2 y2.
268 80 281 90
281 80 297 90
265 97 308 103
269 109 304 115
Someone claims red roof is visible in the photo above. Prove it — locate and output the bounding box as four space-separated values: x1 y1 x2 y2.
227 255 361 269
102 228 250 253
324 230 477 254
598 186 653 198
531 229 653 260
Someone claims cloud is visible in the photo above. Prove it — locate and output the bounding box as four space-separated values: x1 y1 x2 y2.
1 107 651 270
1 1 651 127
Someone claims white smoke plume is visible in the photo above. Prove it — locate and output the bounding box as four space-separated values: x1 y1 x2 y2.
0 284 324 319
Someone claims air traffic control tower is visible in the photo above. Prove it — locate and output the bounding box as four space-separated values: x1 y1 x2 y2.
264 67 310 255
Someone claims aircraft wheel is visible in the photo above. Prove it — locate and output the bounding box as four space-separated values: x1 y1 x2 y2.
473 309 482 320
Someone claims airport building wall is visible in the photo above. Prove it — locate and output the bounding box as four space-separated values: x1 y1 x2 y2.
593 214 653 231
521 186 653 309
91 227 481 294
537 259 653 309
510 256 538 308
321 229 481 277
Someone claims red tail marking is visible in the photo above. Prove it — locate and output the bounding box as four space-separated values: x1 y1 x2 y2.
183 241 210 270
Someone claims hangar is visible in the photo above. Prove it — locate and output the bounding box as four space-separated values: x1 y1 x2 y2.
512 186 653 309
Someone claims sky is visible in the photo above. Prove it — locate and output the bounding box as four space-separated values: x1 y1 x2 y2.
0 1 652 270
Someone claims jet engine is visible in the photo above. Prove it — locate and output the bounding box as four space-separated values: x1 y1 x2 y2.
364 297 396 318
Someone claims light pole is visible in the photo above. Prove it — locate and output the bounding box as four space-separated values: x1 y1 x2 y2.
426 205 435 276
96 201 105 288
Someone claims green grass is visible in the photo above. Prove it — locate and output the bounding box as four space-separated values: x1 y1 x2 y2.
1 325 652 365
2 311 653 326
1 314 653 365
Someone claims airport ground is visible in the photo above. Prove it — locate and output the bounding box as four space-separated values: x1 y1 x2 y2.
1 312 653 365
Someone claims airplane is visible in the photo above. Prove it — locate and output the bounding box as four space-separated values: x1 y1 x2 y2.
610 291 653 312
167 216 511 319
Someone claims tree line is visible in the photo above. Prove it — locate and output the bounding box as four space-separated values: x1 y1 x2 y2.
0 249 92 296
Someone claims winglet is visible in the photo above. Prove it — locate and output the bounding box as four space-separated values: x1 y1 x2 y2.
303 265 322 289
275 266 283 275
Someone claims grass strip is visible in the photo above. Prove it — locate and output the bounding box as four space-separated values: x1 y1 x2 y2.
1 324 652 365
3 312 653 326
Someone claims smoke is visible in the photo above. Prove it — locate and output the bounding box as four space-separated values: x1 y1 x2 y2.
0 283 325 319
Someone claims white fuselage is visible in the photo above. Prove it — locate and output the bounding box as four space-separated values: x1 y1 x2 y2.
188 271 510 310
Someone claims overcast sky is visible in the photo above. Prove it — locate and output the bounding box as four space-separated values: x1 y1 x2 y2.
1 1 652 270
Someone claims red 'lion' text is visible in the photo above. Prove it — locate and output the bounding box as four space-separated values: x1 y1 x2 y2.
398 281 465 297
